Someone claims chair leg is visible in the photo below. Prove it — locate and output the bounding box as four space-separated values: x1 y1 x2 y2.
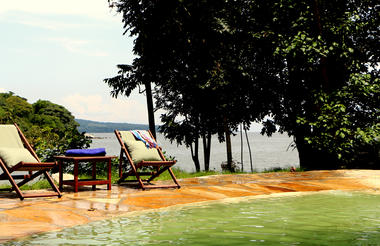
119 150 123 178
131 164 145 190
147 166 170 183
118 169 134 184
168 168 181 188
147 167 180 189
0 162 24 200
118 161 145 189
44 171 62 198
12 171 61 199
117 173 126 184
1 164 61 200
121 172 145 190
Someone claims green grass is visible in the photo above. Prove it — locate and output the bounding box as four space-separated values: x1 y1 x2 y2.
157 168 222 180
0 167 301 191
261 166 304 173
0 179 54 191
82 168 236 182
120 168 248 181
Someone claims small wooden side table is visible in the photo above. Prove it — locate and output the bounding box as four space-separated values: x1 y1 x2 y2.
55 155 116 192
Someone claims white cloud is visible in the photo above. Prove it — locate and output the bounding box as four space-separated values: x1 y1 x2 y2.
49 37 88 50
48 37 109 57
0 0 119 22
13 19 80 31
0 88 6 93
60 93 150 124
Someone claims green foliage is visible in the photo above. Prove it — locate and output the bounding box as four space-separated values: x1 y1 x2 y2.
33 100 78 129
237 0 379 169
0 93 32 124
162 151 175 161
297 74 380 165
262 167 304 173
0 92 91 163
29 100 91 162
5 96 33 119
108 0 379 170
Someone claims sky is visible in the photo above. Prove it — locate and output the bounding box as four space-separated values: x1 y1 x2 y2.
0 1 263 131
0 0 152 124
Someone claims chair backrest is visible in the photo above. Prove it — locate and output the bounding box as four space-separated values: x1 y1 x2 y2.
0 125 25 148
0 124 38 167
119 130 163 164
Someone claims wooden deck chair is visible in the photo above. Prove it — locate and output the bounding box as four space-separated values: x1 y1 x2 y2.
0 123 61 200
115 130 180 190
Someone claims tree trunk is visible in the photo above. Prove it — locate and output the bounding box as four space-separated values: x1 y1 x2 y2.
240 124 244 172
244 127 253 172
190 137 201 172
202 132 211 171
144 81 156 139
224 117 233 172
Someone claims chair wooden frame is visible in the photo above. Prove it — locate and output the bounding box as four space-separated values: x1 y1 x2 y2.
0 123 62 200
115 129 180 190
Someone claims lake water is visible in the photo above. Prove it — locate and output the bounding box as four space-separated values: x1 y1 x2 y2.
90 132 299 172
8 191 380 245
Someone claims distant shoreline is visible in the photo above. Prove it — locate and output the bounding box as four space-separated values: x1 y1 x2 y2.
76 119 152 133
77 119 262 134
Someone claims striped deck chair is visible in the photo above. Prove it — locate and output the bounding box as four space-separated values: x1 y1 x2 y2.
115 130 180 190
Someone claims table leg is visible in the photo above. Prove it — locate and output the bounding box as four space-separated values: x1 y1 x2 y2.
59 160 63 191
92 161 96 191
74 160 79 193
107 158 112 190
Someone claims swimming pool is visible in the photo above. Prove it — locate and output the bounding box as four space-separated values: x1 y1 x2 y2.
7 191 380 245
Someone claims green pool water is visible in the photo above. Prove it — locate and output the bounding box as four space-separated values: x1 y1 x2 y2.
8 191 380 245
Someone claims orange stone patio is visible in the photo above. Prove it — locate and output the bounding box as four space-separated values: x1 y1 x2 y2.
1 169 380 243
